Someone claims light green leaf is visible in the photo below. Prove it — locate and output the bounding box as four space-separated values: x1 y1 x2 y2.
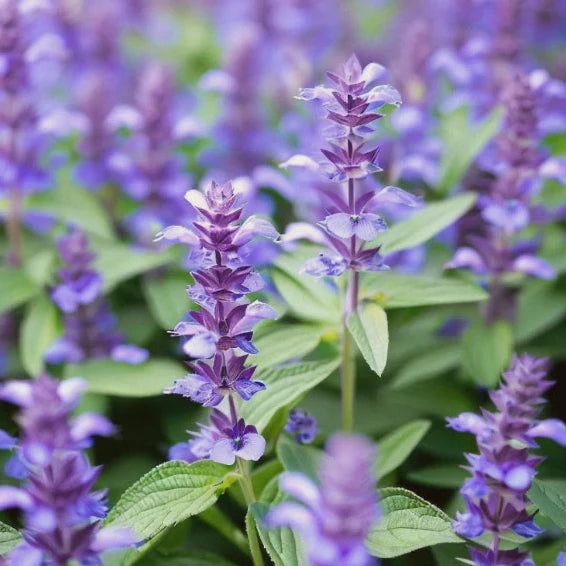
142 272 192 329
250 324 327 368
391 343 461 389
105 461 237 542
462 318 513 388
93 241 173 292
271 255 340 324
438 106 503 194
277 435 322 481
20 294 61 376
24 247 56 287
367 487 461 558
28 172 115 239
361 272 487 309
0 266 40 314
371 193 477 255
239 358 340 433
249 479 307 566
0 520 21 554
528 479 566 533
347 303 388 376
377 420 431 481
64 359 184 397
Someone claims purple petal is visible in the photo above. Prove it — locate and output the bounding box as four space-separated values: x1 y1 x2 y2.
8 544 43 566
154 225 200 246
445 248 487 274
0 429 17 450
25 33 67 63
58 378 88 405
361 62 387 85
183 333 218 359
231 301 278 334
512 519 543 538
371 186 422 208
366 84 402 106
71 413 116 442
168 442 199 463
233 379 265 401
281 222 326 246
236 433 266 462
184 189 208 210
527 419 566 446
279 154 320 171
323 213 354 239
354 214 387 241
0 486 33 510
295 86 333 103
504 465 535 490
265 502 316 532
91 527 138 552
210 438 236 465
5 453 27 479
233 216 279 246
0 381 33 407
105 105 142 131
111 345 149 365
447 413 487 435
539 157 566 183
512 255 555 280
279 472 321 509
301 253 347 278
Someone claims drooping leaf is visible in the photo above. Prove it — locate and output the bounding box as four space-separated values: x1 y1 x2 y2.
361 272 487 309
462 318 513 388
20 294 61 376
0 520 21 554
239 358 340 433
142 272 192 329
64 359 185 397
376 420 431 481
438 106 503 194
0 266 40 314
105 461 237 542
276 435 322 481
249 478 307 566
367 487 461 558
528 479 566 533
371 193 477 255
347 303 388 376
250 323 328 368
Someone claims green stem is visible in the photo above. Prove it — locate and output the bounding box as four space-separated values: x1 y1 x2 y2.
199 506 251 557
237 458 265 566
341 315 356 433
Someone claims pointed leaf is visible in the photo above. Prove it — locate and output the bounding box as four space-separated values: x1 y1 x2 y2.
0 520 21 554
528 479 566 533
0 266 40 314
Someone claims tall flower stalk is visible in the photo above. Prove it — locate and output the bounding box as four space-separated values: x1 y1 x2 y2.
448 354 566 565
0 374 135 564
156 180 278 565
288 55 420 430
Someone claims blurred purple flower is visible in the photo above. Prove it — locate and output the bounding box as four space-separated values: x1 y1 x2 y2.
285 409 319 445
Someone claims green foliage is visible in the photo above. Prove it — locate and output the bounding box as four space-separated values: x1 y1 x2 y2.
376 420 431 481
347 302 389 376
462 318 513 387
361 272 488 309
529 479 566 533
0 520 21 554
438 106 503 194
277 435 322 480
239 358 340 432
20 294 60 376
367 488 462 558
0 265 40 314
142 272 192 329
64 359 186 397
105 461 237 545
372 192 477 254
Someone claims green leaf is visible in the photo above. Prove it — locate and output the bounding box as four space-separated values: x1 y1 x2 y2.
347 303 388 376
0 266 40 314
28 173 115 239
367 487 461 558
238 358 340 433
20 294 61 376
376 420 431 481
24 247 56 287
277 435 322 481
93 241 173 292
0 520 21 554
140 554 238 566
528 479 566 533
64 359 185 397
407 465 469 488
462 318 513 387
249 479 306 566
361 272 487 309
438 106 503 194
391 344 461 389
371 193 477 254
250 323 327 368
142 272 192 329
271 253 340 323
105 461 237 541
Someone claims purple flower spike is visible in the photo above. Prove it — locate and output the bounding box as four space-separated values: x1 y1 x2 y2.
46 228 147 365
285 409 319 445
0 374 136 564
448 354 564 564
267 434 379 566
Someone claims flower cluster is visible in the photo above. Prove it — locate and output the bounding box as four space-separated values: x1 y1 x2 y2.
158 180 278 466
0 374 135 564
267 434 379 566
283 55 420 310
285 408 319 445
45 228 148 364
448 354 566 565
447 70 559 323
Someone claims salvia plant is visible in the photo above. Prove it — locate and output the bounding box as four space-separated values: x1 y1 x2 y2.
0 2 566 566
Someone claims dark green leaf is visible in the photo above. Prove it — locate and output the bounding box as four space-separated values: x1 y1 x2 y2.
347 303 388 376
407 465 468 488
276 435 322 481
528 479 566 533
367 487 461 558
142 272 192 329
